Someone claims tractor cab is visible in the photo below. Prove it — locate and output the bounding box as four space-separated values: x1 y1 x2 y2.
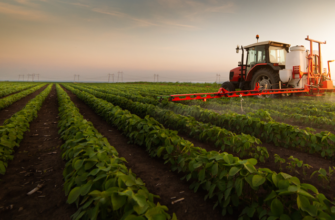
224 39 291 92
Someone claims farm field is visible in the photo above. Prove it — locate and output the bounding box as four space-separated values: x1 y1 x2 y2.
1 82 335 220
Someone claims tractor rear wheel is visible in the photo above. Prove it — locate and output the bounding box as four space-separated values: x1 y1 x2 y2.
221 81 235 91
251 68 280 98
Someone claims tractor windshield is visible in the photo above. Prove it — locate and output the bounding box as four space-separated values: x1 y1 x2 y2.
269 46 286 65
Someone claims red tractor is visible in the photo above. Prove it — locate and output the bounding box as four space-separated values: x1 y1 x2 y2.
222 35 290 92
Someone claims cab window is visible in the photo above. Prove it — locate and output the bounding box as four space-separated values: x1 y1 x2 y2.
247 46 266 66
269 46 286 65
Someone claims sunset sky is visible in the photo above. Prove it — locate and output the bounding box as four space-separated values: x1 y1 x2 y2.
0 0 334 82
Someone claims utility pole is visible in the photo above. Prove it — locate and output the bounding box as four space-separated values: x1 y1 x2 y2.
216 74 221 83
117 71 123 82
74 74 77 83
108 73 115 83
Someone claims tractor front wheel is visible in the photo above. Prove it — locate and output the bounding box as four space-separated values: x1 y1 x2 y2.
221 81 235 91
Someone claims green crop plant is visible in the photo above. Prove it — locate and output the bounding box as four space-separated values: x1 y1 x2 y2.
274 154 286 171
311 167 335 189
286 156 303 174
302 164 313 179
311 168 330 188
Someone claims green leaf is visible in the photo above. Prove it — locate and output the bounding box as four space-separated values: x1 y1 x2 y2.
166 145 174 154
271 198 284 216
244 164 257 173
212 163 218 176
0 161 6 174
252 175 266 187
235 178 243 196
133 193 147 208
199 168 206 181
297 195 310 211
229 167 241 176
74 159 84 170
67 187 81 204
264 190 277 202
80 180 94 196
157 147 165 157
279 214 291 220
111 193 127 211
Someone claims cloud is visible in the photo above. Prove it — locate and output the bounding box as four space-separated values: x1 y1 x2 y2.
161 21 197 29
92 7 159 27
0 2 48 20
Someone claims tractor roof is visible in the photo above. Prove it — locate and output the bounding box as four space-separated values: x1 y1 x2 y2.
244 41 291 49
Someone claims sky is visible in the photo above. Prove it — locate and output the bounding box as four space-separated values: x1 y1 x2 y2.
0 0 335 83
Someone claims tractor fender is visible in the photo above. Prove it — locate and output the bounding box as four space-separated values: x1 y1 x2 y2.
246 63 281 81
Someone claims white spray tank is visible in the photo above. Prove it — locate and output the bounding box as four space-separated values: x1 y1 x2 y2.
279 45 308 88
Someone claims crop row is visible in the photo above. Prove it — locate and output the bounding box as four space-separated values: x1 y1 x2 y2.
79 83 218 97
0 83 37 98
56 84 175 220
208 98 335 119
0 84 46 111
64 83 335 220
211 95 335 113
79 84 335 159
0 84 52 175
70 84 268 162
195 100 335 130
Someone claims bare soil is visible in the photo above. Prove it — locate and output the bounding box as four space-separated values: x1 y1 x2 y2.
0 85 76 220
62 86 235 220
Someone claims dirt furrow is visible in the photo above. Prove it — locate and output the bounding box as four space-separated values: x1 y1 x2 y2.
0 85 76 220
0 85 48 125
63 87 233 220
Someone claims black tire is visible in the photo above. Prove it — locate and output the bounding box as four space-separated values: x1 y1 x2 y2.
251 68 280 98
221 81 235 91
